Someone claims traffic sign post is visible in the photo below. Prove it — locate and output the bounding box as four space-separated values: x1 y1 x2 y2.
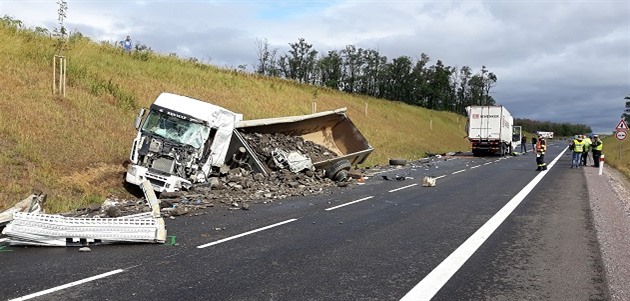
614 118 628 161
616 131 626 161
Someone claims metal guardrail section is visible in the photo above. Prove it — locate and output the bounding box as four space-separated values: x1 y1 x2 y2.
1 180 166 247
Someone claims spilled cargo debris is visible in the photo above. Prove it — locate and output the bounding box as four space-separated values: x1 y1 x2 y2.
1 181 166 246
0 193 45 227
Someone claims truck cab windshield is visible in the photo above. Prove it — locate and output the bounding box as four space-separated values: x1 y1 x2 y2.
141 110 210 149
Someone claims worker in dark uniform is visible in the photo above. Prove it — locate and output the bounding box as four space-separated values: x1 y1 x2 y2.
591 135 603 167
536 135 547 171
521 135 527 153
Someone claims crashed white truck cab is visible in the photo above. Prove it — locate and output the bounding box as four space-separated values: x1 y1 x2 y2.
126 93 242 192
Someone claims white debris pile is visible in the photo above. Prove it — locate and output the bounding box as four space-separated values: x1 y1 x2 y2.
1 181 166 247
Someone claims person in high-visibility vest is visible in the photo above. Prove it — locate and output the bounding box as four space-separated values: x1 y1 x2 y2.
570 135 585 168
535 135 547 171
581 134 592 166
591 135 603 167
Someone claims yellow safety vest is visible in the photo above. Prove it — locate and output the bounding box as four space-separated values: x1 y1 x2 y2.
593 141 603 151
572 140 585 152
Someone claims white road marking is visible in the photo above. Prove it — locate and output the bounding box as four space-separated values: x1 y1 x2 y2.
470 165 480 169
325 196 374 211
10 269 125 301
483 162 492 165
400 147 568 301
434 175 446 180
452 169 466 174
388 183 418 193
197 219 297 249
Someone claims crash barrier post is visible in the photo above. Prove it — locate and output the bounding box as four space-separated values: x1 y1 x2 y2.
311 99 317 114
598 154 604 176
53 55 66 96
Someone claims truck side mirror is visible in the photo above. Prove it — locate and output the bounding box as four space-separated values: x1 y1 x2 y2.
134 108 146 130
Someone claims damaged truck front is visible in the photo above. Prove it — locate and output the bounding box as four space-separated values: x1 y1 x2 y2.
126 93 242 192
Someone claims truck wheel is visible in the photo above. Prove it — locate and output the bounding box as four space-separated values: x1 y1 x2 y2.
326 160 352 181
389 158 407 166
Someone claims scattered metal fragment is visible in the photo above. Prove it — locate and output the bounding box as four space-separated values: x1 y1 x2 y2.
0 181 166 247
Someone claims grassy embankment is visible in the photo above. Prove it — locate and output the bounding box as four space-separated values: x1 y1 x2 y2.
0 25 472 212
602 135 630 180
4 25 626 213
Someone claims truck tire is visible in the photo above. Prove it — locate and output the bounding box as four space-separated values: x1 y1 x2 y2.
326 160 352 181
389 158 407 166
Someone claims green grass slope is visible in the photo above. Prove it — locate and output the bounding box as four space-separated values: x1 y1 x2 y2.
0 25 473 212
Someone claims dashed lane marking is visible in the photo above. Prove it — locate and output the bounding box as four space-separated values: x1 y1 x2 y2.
388 184 418 193
325 196 374 211
10 269 125 301
435 175 446 180
197 219 298 249
452 169 466 174
470 165 481 169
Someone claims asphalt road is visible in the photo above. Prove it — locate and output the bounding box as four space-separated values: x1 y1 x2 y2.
0 142 613 300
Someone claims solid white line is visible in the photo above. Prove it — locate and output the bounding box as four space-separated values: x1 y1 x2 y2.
197 219 297 249
452 169 466 174
470 165 480 169
400 147 568 301
435 175 446 180
388 183 418 192
325 196 374 211
10 269 125 301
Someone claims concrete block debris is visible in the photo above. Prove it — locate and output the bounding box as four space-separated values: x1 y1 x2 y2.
422 176 436 187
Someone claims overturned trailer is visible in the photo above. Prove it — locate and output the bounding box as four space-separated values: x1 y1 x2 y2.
125 93 373 192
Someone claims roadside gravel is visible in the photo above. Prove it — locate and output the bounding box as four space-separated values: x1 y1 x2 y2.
584 165 630 301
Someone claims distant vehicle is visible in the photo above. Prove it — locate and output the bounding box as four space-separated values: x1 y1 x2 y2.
536 131 554 139
466 105 519 156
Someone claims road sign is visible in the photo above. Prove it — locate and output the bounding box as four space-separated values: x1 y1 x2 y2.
615 119 629 132
616 131 627 140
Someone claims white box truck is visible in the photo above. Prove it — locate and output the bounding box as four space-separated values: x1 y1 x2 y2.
466 105 518 156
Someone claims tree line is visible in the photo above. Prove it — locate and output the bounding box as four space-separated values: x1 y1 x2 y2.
515 118 592 137
255 38 497 115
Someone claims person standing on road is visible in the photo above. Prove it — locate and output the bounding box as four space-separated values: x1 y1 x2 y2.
581 134 592 166
591 135 603 167
570 135 585 168
521 135 527 153
536 135 547 171
531 136 538 154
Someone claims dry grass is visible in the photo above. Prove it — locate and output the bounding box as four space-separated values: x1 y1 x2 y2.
0 26 474 212
601 135 630 182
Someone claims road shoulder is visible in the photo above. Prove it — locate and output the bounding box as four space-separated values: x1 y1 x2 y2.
585 166 630 301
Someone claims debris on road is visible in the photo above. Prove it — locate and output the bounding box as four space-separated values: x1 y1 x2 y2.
422 176 436 187
0 181 166 247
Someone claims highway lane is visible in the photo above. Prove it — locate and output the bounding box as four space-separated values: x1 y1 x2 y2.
0 141 607 300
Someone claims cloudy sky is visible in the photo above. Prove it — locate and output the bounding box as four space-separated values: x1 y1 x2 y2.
1 0 628 133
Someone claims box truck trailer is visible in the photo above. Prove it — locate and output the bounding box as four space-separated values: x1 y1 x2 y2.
466 105 519 156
